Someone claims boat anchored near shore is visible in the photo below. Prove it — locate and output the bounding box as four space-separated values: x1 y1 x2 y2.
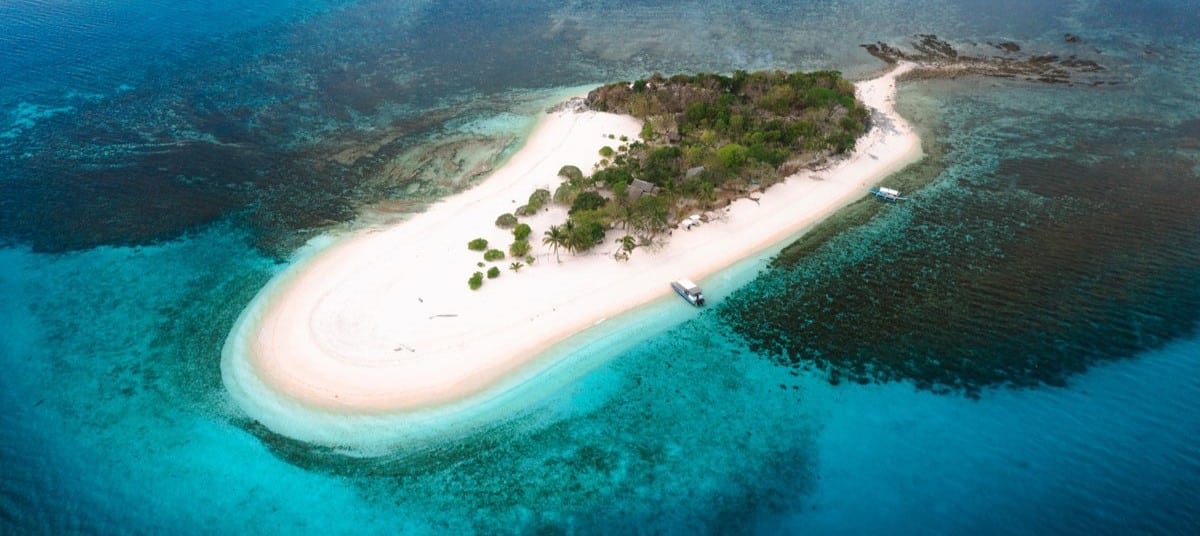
670 278 706 307
871 186 908 202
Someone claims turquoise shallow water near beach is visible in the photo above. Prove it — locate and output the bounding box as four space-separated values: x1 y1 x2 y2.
2 1 1198 533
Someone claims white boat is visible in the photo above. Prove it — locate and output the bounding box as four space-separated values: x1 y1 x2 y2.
670 278 706 306
871 187 907 202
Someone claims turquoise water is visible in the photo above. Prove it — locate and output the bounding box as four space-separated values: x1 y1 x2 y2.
3 1 1199 533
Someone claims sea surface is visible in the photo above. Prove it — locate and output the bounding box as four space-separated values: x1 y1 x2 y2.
2 1 1198 534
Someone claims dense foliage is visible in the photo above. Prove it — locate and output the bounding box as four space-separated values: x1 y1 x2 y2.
587 69 868 188
538 69 866 258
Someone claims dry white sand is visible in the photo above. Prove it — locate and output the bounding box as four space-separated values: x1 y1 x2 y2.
222 62 922 435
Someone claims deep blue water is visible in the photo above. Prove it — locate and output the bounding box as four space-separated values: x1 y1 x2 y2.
2 1 1199 534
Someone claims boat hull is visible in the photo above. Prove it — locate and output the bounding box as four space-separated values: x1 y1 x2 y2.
671 280 706 306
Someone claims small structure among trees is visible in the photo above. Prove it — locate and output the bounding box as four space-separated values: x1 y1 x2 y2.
627 179 659 201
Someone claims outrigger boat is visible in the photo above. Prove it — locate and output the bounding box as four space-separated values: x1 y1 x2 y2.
670 278 706 307
870 187 907 202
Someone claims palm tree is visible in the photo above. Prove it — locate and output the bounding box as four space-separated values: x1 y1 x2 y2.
543 224 567 262
562 219 580 256
619 234 637 254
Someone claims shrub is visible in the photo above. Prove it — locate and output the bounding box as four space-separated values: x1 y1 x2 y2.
487 266 500 279
570 190 607 215
468 238 488 251
509 239 530 257
599 145 615 158
484 249 505 262
513 223 532 241
553 183 579 205
514 204 533 217
716 142 750 170
640 121 655 141
468 272 484 290
495 213 518 228
612 180 628 200
527 188 552 212
558 165 584 184
592 166 633 188
567 214 607 252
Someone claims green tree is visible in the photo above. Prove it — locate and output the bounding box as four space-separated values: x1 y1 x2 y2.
553 182 579 205
640 120 655 141
468 272 484 290
495 213 518 228
619 234 636 255
716 142 750 170
542 224 568 261
566 214 606 252
629 194 671 236
487 266 501 279
641 145 682 186
592 166 633 188
513 223 532 241
467 238 488 251
483 249 505 262
526 188 552 213
509 239 530 258
558 165 584 185
569 191 607 215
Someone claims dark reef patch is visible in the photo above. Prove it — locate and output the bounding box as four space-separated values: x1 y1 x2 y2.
719 142 1200 397
0 0 611 257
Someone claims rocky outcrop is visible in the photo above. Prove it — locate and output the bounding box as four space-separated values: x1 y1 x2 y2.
862 34 1112 86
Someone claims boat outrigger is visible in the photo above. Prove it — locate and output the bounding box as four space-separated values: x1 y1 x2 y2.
670 278 706 307
870 187 907 202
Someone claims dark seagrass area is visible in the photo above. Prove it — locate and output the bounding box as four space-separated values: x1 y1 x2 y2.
718 86 1200 398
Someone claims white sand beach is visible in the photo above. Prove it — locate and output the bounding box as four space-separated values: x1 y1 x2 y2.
222 62 921 436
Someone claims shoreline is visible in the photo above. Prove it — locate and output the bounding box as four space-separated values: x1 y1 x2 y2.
221 62 922 447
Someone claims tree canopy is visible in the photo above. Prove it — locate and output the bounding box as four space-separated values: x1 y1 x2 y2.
538 69 869 259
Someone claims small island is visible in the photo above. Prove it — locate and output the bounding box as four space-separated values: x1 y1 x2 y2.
221 62 923 451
